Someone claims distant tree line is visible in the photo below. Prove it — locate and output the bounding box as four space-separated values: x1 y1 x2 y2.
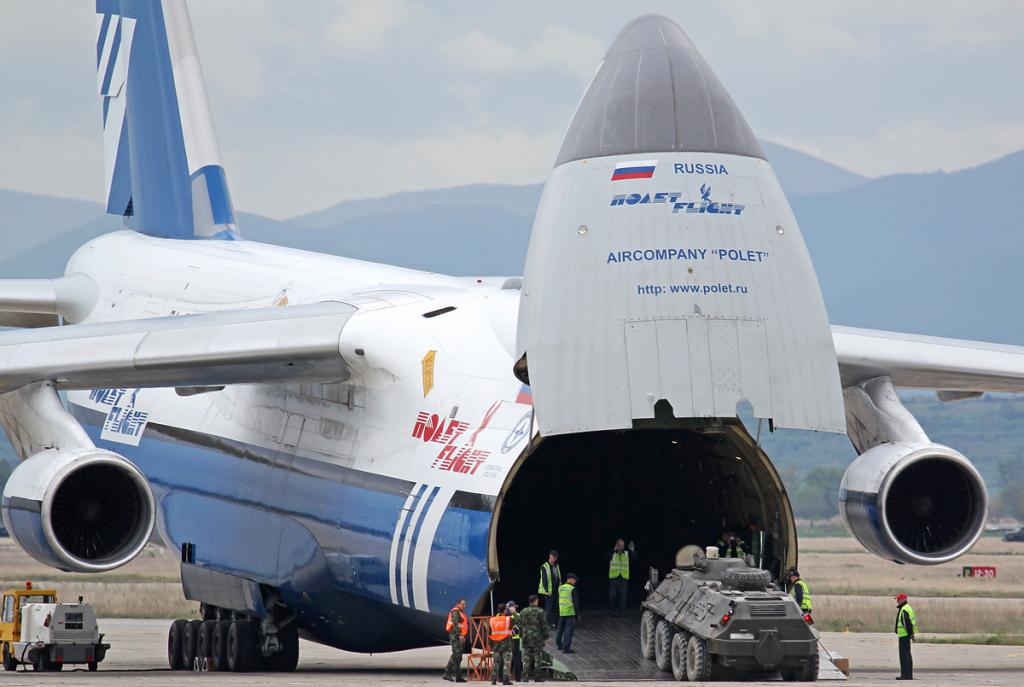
780 458 1024 523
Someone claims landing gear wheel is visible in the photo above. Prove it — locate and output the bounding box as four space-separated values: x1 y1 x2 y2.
212 620 231 670
168 619 188 670
227 620 258 672
781 652 819 681
262 621 299 672
640 611 657 660
2 643 17 671
197 620 217 665
670 631 691 681
182 619 202 669
654 620 675 672
685 635 711 682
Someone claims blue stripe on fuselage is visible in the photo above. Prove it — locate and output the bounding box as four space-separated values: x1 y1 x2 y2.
405 485 440 607
70 405 494 651
395 483 427 607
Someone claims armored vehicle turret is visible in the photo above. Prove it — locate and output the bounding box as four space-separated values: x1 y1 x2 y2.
641 552 818 681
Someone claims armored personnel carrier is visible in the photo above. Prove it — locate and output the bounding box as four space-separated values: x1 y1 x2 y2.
641 552 818 681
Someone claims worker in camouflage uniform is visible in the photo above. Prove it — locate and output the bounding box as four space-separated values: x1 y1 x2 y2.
443 598 468 682
490 603 514 685
519 594 550 682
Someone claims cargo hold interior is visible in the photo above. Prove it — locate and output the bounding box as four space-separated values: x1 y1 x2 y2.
485 422 797 614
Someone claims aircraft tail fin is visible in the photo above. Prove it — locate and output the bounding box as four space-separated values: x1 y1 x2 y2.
96 0 239 240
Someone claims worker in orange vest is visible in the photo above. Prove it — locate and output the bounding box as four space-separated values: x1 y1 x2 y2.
443 598 468 682
489 603 514 686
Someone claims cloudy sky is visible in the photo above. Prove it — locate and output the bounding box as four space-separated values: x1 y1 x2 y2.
2 1 1023 218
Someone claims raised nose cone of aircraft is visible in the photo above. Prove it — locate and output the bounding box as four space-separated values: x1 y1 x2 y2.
556 14 764 166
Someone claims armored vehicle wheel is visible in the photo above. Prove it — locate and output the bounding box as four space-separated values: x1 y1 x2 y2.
227 620 258 672
168 619 188 670
182 619 202 669
685 635 711 682
640 611 657 660
721 567 772 591
654 619 675 671
670 631 691 681
781 652 819 681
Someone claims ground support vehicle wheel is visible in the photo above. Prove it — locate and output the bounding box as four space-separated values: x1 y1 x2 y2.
182 619 202 669
33 651 50 672
2 642 17 671
88 661 98 671
168 619 188 670
640 611 657 660
670 631 691 681
654 619 675 671
227 620 258 672
685 635 711 682
262 621 299 672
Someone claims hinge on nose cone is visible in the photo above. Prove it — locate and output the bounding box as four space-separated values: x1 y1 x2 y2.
513 353 529 385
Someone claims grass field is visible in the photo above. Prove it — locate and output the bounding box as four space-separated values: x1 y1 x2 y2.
2 535 1022 636
0 538 196 618
800 536 1024 635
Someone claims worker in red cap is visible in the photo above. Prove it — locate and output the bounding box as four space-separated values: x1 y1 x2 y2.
894 593 917 680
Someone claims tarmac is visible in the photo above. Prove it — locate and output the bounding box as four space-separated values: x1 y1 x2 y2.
1 619 1021 686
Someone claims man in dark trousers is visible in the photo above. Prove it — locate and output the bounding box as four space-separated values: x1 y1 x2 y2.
607 539 636 617
538 550 561 628
506 600 523 681
788 569 812 615
894 593 918 680
555 573 580 653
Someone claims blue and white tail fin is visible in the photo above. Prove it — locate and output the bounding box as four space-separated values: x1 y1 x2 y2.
96 0 238 240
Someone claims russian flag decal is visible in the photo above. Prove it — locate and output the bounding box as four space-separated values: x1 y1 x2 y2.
611 160 657 181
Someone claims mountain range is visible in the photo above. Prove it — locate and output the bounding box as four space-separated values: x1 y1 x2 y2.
1 142 1021 346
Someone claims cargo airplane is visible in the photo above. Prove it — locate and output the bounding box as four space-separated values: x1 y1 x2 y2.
2 0 1021 672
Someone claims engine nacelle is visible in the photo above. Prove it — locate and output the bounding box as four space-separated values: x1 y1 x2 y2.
839 442 987 565
1 448 156 572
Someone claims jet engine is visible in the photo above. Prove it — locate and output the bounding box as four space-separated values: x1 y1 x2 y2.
1 448 156 572
839 442 987 565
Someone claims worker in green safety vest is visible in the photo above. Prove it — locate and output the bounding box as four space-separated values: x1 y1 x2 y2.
894 593 917 680
537 550 561 628
554 573 579 653
788 569 812 614
607 538 636 617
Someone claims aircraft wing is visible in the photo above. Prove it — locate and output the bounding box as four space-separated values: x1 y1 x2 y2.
0 302 355 393
833 325 1024 393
